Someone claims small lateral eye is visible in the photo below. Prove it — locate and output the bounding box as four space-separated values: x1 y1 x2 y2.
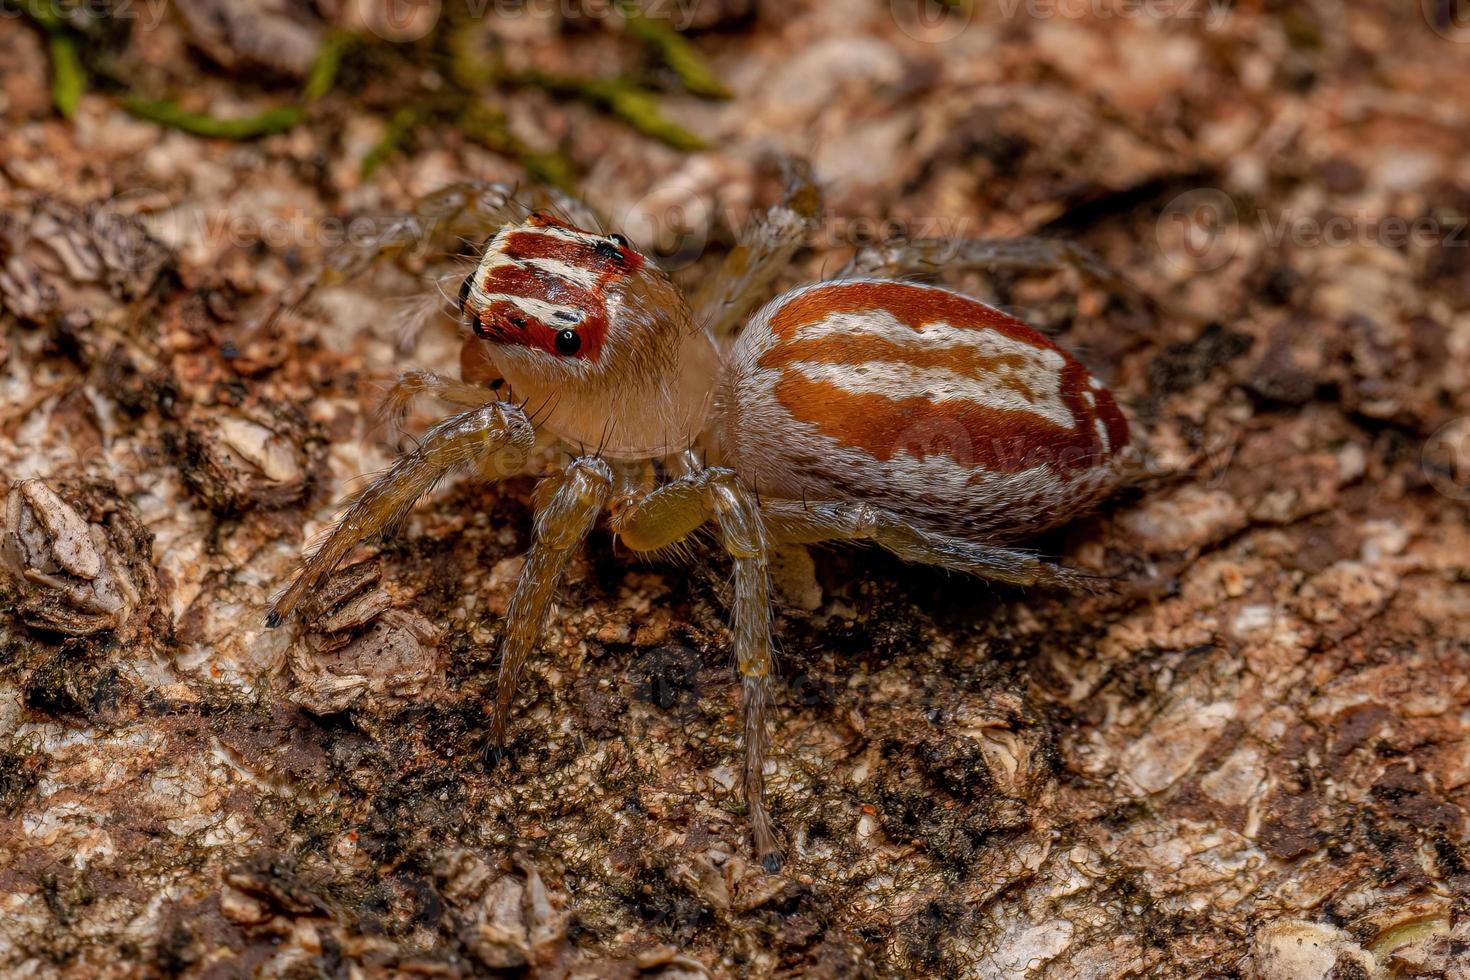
457 274 473 313
609 233 629 248
595 239 625 263
554 329 581 356
527 209 554 226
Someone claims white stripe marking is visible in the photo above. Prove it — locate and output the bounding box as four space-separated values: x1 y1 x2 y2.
471 290 581 325
791 309 1067 374
525 256 599 290
784 360 1075 428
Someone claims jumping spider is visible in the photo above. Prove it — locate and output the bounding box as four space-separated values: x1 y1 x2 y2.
267 166 1131 870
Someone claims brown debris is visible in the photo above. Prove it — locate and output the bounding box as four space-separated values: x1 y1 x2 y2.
287 562 445 715
0 197 171 324
1 478 161 637
174 404 312 514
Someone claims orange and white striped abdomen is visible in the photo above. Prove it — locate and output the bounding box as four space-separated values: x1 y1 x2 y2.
715 280 1130 540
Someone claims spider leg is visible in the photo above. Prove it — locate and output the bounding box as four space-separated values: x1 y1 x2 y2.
263 182 604 339
340 182 514 276
377 369 502 440
611 468 782 870
267 402 535 626
838 235 1123 284
761 500 1106 592
489 457 613 747
260 182 520 329
693 159 822 339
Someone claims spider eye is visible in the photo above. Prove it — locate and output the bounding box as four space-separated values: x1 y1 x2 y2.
609 233 629 248
595 239 625 263
554 329 581 356
457 274 473 313
527 209 554 226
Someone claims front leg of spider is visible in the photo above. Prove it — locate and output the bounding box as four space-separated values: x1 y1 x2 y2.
611 467 783 872
487 457 612 756
267 401 535 627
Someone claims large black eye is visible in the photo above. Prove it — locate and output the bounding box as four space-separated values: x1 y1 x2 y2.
554 329 581 356
457 274 473 313
594 239 625 263
610 233 629 247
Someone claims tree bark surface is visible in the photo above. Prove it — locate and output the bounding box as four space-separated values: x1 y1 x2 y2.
1 2 1468 977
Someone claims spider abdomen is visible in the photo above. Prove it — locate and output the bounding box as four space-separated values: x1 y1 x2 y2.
716 280 1130 539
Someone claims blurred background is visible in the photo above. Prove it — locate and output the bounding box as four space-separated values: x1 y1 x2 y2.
1 1 1469 976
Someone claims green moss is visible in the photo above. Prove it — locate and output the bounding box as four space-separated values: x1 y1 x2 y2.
445 18 496 92
122 97 305 139
118 31 350 140
47 32 85 118
21 1 89 119
360 105 427 179
455 102 577 190
509 71 707 151
304 30 355 103
615 0 731 99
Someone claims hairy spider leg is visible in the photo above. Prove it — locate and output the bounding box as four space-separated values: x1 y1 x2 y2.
267 402 535 626
489 457 612 746
835 234 1174 318
693 159 822 339
377 369 507 441
610 467 782 870
762 499 1107 592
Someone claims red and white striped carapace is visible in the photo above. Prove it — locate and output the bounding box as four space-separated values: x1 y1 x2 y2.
274 196 1133 871
458 209 719 459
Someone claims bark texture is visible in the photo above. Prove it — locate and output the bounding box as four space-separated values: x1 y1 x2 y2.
2 1 1469 977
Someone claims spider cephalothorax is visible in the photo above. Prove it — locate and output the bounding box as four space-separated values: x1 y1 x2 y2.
270 171 1132 871
459 209 718 459
462 210 642 362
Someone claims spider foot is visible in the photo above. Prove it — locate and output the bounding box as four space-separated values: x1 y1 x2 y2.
479 737 510 771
